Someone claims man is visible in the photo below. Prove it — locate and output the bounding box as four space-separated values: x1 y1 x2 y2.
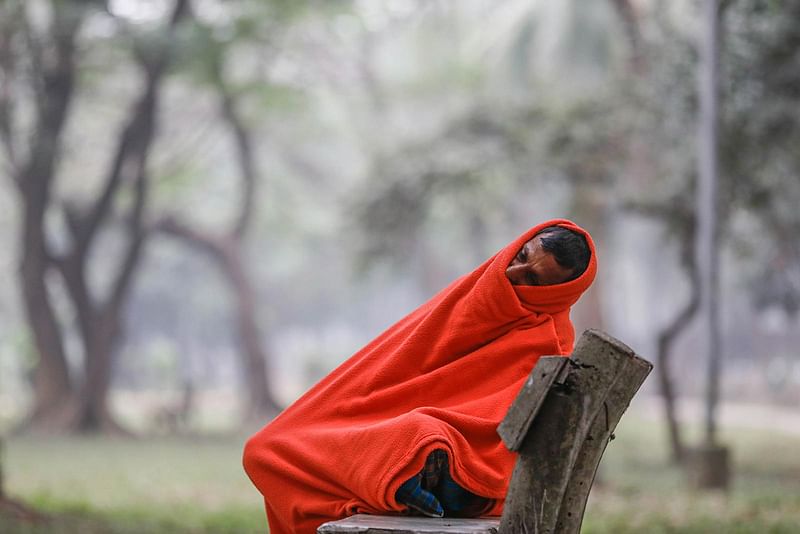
505 225 590 287
243 219 596 534
395 224 591 517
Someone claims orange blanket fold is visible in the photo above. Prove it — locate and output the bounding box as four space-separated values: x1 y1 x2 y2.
243 219 597 534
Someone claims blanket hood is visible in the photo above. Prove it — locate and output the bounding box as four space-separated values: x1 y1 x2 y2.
470 218 597 317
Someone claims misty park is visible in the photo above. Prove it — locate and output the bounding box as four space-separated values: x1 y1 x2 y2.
0 1 799 533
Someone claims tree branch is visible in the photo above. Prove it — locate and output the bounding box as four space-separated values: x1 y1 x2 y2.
655 229 699 463
11 1 88 426
155 214 228 261
154 212 282 417
0 1 21 175
76 79 153 252
77 0 189 254
623 198 697 463
610 0 644 74
214 68 257 240
105 152 151 316
51 251 95 353
102 0 191 314
16 0 84 201
22 4 45 126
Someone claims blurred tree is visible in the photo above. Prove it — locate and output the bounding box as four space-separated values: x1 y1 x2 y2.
626 198 698 464
147 0 353 418
1 0 350 430
693 0 728 489
155 14 284 419
0 0 189 432
721 0 800 314
0 0 79 430
619 0 800 466
611 2 698 465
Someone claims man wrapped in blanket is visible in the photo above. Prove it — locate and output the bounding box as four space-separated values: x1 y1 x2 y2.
244 220 596 534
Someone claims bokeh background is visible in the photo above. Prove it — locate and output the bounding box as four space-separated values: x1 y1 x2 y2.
1 0 798 532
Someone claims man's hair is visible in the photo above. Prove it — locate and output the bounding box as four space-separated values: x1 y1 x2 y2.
535 226 591 282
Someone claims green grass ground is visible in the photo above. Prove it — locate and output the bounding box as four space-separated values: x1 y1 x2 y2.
1 414 799 533
1 433 265 533
582 415 800 533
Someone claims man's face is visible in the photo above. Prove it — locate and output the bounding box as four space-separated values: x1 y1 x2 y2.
505 235 574 286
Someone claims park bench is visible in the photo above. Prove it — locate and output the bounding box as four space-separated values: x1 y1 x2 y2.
317 329 653 534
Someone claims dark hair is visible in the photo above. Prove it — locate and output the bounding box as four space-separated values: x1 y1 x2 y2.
535 226 591 282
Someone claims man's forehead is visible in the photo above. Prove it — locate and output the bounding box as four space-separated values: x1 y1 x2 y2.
525 235 544 247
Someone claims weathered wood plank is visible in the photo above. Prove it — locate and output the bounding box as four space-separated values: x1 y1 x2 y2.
497 356 568 452
555 348 653 532
498 329 649 534
317 514 499 533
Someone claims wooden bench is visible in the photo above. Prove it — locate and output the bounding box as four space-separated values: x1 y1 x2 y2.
318 329 653 534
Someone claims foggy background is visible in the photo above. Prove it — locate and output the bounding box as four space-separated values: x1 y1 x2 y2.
0 0 798 532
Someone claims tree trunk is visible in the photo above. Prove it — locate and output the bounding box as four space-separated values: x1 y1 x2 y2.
657 228 700 463
74 312 123 432
17 184 78 431
156 220 282 419
13 0 84 427
9 0 188 434
220 243 282 418
609 0 698 466
656 301 694 462
154 51 282 420
19 243 73 426
51 0 186 433
691 0 730 490
697 0 723 449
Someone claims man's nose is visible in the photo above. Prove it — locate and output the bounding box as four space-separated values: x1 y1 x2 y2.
505 264 527 285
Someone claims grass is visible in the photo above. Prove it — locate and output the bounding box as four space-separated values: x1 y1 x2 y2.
1 414 800 533
1 433 266 533
580 414 800 533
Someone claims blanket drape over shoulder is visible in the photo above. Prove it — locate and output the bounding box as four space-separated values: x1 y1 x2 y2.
243 219 597 534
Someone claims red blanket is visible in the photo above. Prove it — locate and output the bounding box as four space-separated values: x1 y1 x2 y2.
243 219 597 534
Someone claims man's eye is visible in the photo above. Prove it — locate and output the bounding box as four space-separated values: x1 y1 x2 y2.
517 250 526 261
